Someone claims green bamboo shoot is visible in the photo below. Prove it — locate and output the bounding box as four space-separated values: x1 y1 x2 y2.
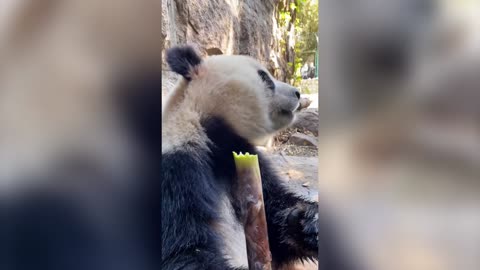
233 152 272 270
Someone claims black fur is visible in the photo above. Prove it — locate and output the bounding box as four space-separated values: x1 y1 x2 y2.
166 46 202 81
162 117 353 269
161 150 232 269
258 70 275 91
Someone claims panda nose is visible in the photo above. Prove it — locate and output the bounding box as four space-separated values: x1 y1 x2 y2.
294 90 301 100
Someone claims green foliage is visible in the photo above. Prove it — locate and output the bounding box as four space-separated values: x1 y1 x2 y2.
301 86 312 94
296 0 318 50
279 11 291 26
289 0 318 85
292 60 303 86
276 0 318 84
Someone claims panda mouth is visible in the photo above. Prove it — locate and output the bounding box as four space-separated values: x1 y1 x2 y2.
280 103 300 115
294 102 301 112
280 109 294 115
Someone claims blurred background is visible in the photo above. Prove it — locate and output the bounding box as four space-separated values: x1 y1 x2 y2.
1 1 163 269
319 0 480 269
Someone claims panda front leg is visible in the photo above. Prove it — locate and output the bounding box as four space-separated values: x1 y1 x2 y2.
258 164 318 266
258 154 355 270
161 247 238 270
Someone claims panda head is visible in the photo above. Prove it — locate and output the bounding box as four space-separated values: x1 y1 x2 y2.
166 45 301 142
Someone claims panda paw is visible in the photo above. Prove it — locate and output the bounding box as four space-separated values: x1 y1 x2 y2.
285 202 318 256
282 203 362 270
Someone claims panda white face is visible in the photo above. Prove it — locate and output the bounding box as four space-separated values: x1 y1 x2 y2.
269 79 301 131
164 51 301 144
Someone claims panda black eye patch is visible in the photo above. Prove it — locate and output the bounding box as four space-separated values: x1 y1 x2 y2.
257 70 275 91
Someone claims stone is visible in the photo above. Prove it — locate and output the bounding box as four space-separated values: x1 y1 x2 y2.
287 169 304 180
288 133 318 147
269 155 318 202
161 71 179 97
161 0 288 94
291 109 319 136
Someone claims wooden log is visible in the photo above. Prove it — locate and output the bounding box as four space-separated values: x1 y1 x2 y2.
233 152 272 270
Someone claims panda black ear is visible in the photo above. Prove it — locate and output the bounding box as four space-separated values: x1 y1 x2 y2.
166 45 203 81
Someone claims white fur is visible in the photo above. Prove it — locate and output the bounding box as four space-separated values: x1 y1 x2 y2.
216 195 249 269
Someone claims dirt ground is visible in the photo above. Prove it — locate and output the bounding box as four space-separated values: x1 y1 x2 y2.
271 128 318 157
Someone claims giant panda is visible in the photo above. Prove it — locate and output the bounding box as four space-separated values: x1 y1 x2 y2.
162 45 353 270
